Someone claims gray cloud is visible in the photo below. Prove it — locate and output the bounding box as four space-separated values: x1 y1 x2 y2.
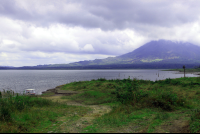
1 0 200 67
1 0 200 31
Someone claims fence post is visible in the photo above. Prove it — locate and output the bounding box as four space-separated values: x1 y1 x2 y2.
183 65 185 78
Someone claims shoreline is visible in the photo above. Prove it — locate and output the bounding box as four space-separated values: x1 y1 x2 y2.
41 72 200 95
173 71 200 75
41 85 80 96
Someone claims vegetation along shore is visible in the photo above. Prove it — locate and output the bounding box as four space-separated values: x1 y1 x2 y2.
1 76 200 132
163 66 200 74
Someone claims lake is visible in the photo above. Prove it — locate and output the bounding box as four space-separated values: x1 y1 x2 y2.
0 69 199 94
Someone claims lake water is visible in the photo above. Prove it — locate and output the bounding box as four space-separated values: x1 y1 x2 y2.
0 69 199 94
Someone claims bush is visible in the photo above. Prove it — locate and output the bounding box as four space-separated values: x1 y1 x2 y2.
115 79 139 104
134 90 149 103
114 79 120 83
146 90 188 111
171 80 181 85
98 78 106 81
164 78 172 84
14 95 26 111
161 91 178 105
0 100 12 121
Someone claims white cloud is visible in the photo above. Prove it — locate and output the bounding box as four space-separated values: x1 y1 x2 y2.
81 44 95 52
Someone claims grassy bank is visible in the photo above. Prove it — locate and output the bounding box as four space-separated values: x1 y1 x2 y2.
2 76 200 132
60 77 200 133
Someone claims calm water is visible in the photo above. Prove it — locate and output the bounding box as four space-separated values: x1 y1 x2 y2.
0 69 199 94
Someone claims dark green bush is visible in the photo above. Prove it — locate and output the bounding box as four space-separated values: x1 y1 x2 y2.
146 90 188 111
115 79 139 104
150 98 173 111
0 100 12 121
171 80 181 85
114 78 188 111
164 78 172 84
161 91 178 105
182 83 188 87
122 78 132 83
14 95 27 111
98 78 106 81
114 79 120 83
134 90 149 103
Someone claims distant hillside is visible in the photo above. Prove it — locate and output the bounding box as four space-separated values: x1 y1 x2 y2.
46 39 200 67
118 39 200 64
2 39 200 70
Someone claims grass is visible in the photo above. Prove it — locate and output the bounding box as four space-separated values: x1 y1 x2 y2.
0 91 91 133
2 76 200 132
61 76 200 132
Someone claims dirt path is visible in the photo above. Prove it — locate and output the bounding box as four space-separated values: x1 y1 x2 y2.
42 95 112 133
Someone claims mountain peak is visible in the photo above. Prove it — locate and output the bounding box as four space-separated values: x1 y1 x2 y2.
117 39 200 63
44 39 200 67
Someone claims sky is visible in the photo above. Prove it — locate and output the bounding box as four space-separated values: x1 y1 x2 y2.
1 0 200 67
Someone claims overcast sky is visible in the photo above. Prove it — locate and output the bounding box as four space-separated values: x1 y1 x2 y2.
1 0 200 67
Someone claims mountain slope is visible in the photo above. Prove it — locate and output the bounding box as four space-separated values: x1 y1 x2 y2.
48 39 200 67
118 39 200 63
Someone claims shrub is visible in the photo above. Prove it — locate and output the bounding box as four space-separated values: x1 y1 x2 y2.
115 79 139 104
0 99 12 121
171 80 181 85
114 79 120 83
164 78 172 84
149 98 173 111
146 90 188 111
98 78 106 81
161 91 178 105
14 95 26 111
182 83 188 87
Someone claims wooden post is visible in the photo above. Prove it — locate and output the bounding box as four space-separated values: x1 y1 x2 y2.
183 65 185 78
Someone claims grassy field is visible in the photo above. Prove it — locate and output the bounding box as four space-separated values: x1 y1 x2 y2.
1 76 200 132
60 77 200 133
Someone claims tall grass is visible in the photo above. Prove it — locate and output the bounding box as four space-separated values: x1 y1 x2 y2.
0 90 78 133
0 90 56 122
